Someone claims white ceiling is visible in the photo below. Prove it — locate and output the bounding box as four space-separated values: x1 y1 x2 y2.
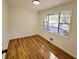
8 0 72 11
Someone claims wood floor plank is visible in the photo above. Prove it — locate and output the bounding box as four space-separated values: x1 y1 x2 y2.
5 35 75 59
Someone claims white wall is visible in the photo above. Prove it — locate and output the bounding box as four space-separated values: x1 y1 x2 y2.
2 0 9 59
8 6 39 39
2 0 9 50
39 1 77 57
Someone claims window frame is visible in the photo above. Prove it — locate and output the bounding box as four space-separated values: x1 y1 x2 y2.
43 10 72 38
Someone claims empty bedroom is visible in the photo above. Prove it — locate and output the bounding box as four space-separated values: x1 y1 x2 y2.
2 0 77 59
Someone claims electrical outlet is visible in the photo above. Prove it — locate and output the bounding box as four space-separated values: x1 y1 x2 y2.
50 38 53 41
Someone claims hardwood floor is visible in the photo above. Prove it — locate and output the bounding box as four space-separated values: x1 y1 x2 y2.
5 35 75 59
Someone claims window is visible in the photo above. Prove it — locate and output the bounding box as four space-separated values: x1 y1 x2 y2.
43 10 71 37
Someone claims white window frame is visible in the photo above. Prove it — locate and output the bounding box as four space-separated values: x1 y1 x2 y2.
43 10 72 38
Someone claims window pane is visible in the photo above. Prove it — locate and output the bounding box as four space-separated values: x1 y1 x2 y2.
43 16 48 29
48 14 59 33
59 24 69 37
60 13 71 23
59 11 71 37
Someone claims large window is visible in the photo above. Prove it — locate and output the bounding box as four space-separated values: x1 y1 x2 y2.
43 10 71 37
